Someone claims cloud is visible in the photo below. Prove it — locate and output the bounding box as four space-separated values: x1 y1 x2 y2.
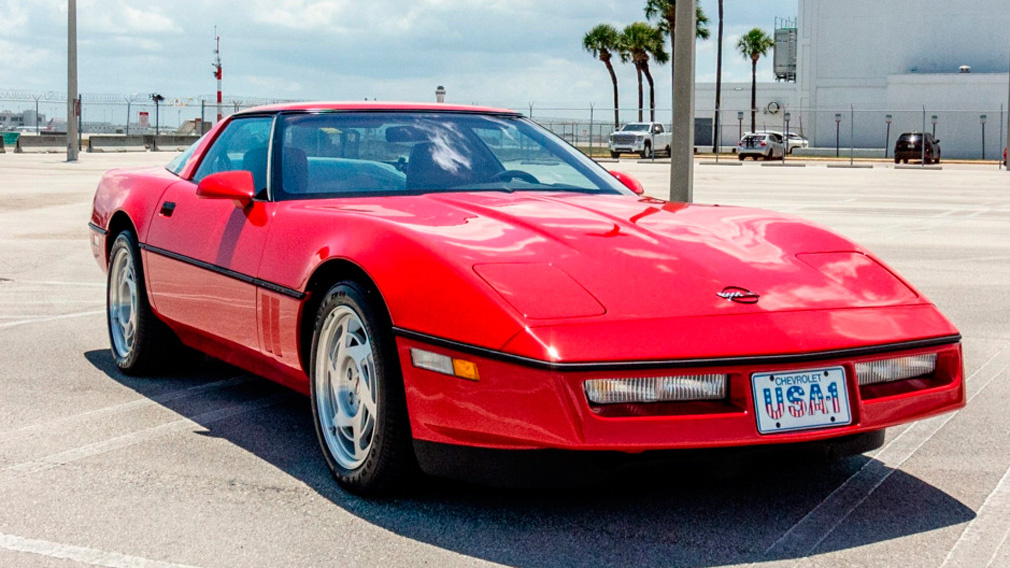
0 0 796 109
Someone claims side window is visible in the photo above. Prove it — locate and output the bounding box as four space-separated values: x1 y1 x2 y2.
193 117 273 194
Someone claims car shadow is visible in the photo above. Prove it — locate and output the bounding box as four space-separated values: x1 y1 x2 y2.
84 349 975 568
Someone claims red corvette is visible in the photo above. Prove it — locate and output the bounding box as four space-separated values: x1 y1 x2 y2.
89 102 964 494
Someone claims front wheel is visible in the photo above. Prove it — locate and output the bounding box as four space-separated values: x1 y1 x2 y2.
640 144 652 159
310 281 416 495
610 151 620 159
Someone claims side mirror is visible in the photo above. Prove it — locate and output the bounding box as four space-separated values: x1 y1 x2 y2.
610 170 645 195
197 170 255 207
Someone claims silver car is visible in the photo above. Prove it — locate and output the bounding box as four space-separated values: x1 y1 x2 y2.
737 132 786 160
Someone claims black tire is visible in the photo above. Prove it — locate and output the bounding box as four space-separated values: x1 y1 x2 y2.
106 231 197 375
309 281 416 495
934 152 941 165
738 154 746 161
665 145 671 157
610 151 620 159
894 157 900 164
640 143 652 159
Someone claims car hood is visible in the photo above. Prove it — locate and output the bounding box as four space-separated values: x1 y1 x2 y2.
312 192 925 324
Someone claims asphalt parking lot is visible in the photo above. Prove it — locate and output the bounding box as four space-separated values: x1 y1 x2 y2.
0 152 1008 568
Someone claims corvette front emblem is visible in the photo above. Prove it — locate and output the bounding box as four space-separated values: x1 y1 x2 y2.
717 286 760 304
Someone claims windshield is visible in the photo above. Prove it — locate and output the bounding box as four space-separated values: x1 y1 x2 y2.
272 112 629 199
621 124 651 132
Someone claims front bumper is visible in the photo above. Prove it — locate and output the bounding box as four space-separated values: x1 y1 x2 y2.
397 336 964 452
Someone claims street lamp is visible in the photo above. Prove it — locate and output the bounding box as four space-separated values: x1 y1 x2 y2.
981 114 988 160
835 113 842 158
931 114 938 137
885 114 893 158
737 111 744 140
150 93 165 136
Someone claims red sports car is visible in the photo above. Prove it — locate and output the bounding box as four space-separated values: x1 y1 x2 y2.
89 102 964 494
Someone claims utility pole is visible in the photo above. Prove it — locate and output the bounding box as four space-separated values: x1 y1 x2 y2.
213 28 223 123
669 0 696 203
67 0 79 161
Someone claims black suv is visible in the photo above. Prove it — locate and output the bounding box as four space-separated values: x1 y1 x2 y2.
894 132 941 165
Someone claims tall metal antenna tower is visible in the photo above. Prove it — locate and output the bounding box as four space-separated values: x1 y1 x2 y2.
213 28 223 122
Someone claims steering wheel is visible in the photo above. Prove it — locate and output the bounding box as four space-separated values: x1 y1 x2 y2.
488 169 540 185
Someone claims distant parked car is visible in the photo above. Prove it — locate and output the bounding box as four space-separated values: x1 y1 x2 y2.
737 132 785 160
894 132 941 165
757 131 809 154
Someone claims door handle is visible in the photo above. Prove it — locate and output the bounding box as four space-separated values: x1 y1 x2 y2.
160 201 176 217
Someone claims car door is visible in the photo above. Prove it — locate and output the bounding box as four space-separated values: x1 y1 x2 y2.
144 115 275 352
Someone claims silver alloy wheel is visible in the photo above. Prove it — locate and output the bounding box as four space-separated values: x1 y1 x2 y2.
108 245 138 359
315 305 378 470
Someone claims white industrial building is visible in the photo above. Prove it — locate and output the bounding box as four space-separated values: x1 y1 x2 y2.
699 0 1010 159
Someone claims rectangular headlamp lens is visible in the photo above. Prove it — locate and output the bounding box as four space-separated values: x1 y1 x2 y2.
856 353 937 386
584 374 728 405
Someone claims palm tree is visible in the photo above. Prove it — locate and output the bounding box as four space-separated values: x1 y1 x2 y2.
736 28 775 133
644 0 710 96
620 22 668 122
713 0 724 152
583 24 622 129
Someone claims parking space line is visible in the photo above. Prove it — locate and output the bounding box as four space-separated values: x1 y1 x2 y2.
940 461 1010 568
0 309 104 329
0 394 288 484
757 347 1010 564
0 532 203 568
0 376 251 446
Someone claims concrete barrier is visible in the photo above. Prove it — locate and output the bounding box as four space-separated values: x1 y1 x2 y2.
88 135 149 153
15 135 67 154
149 135 200 152
792 147 886 159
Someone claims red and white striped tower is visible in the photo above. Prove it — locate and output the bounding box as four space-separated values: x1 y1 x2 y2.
213 29 223 122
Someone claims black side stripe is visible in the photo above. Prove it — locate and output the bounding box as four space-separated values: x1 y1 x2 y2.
87 222 108 235
139 243 306 300
393 327 962 372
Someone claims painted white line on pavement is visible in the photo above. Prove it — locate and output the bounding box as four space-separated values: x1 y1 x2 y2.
0 532 204 568
13 281 105 288
757 347 1010 565
0 394 287 483
0 309 103 329
0 376 252 446
940 461 1010 568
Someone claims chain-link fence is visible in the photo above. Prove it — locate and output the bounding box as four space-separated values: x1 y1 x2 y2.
0 90 293 138
2 91 1006 160
517 104 1009 161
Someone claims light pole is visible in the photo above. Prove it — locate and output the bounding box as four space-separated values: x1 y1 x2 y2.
737 111 744 140
835 113 842 158
32 94 41 134
669 0 696 203
931 114 938 138
784 111 791 161
66 0 78 161
885 114 893 158
124 96 135 136
150 93 164 137
981 114 988 160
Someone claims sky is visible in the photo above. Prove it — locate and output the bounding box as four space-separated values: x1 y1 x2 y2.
0 0 798 111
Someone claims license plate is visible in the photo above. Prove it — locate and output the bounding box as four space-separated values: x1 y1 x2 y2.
751 366 852 434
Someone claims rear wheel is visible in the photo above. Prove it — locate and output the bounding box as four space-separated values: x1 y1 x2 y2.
738 154 746 161
610 151 620 159
664 145 671 157
107 231 197 375
310 281 415 495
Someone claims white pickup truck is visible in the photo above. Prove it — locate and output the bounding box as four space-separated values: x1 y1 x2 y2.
608 122 672 159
